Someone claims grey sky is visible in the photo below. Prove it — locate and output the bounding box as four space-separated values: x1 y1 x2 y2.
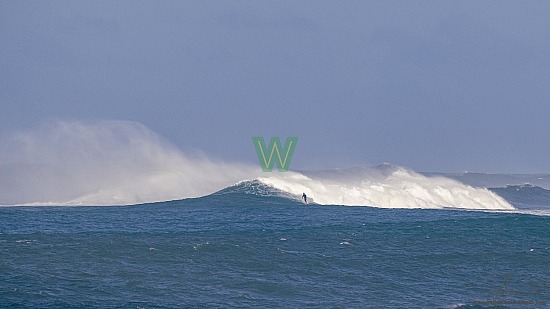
1 1 549 173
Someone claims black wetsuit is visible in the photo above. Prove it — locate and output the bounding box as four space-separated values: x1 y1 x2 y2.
302 193 307 204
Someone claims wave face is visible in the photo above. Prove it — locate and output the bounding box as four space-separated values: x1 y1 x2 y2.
0 121 514 210
212 170 516 210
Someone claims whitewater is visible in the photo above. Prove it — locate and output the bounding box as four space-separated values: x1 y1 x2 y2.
0 120 515 210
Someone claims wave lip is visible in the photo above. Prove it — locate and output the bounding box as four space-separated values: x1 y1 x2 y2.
255 165 515 210
214 180 290 198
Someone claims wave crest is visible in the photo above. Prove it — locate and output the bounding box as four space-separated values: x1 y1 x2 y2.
0 121 514 210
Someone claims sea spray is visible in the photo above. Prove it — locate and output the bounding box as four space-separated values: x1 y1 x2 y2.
0 120 258 205
0 121 514 210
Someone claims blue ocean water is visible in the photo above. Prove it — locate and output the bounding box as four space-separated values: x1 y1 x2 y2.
1 185 549 308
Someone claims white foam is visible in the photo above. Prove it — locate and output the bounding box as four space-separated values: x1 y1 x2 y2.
257 166 515 210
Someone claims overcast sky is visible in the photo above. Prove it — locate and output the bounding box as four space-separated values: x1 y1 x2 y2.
1 1 549 173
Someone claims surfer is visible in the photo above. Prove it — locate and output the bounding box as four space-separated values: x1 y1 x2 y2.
302 193 308 204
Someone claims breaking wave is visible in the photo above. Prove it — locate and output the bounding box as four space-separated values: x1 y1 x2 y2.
256 165 514 210
0 120 514 210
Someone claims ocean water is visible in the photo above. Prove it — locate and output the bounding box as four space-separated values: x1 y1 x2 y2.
1 182 549 308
